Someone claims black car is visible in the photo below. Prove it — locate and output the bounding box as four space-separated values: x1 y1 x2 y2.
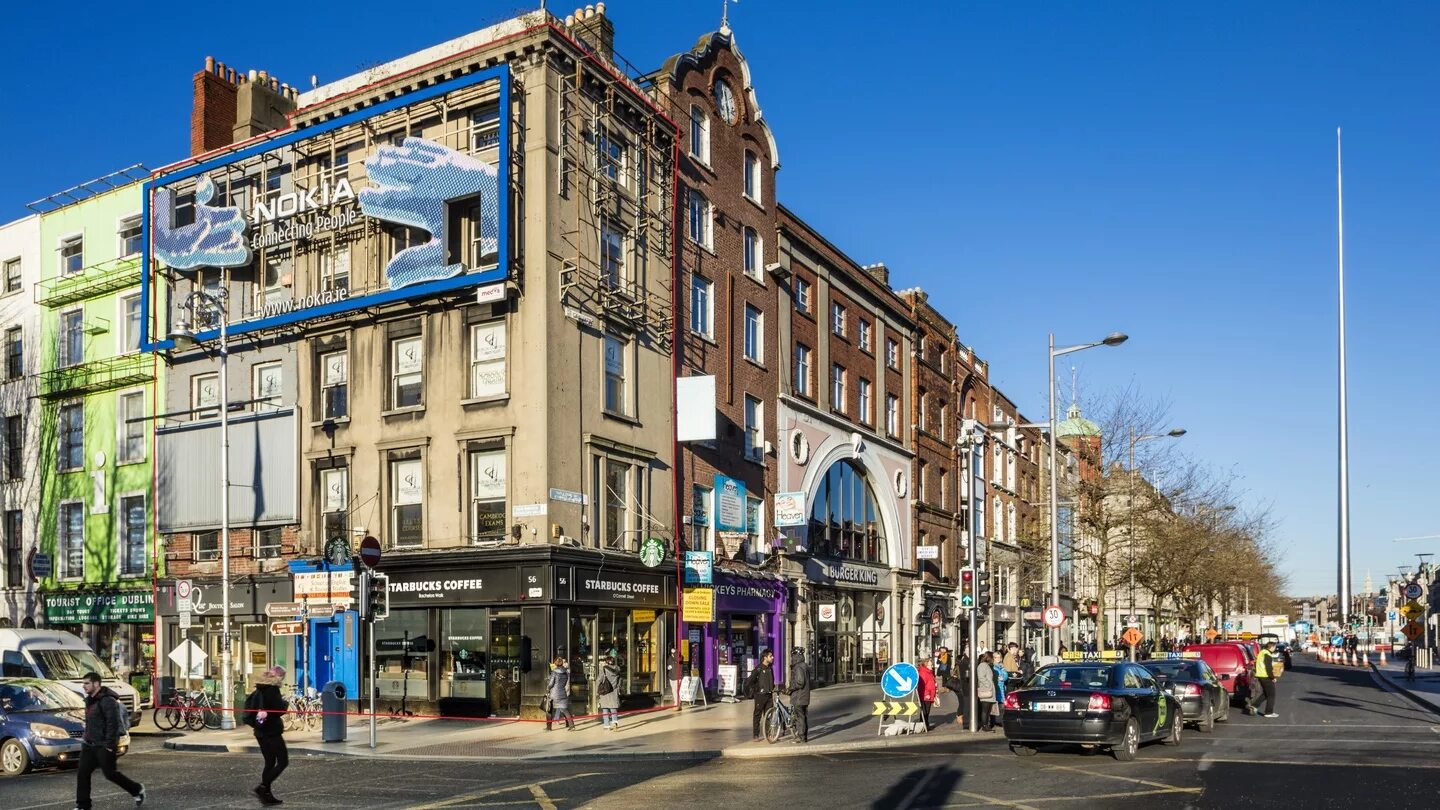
1140 657 1228 732
1002 660 1183 761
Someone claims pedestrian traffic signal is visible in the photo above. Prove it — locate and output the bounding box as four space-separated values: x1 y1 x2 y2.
977 571 992 611
960 569 975 610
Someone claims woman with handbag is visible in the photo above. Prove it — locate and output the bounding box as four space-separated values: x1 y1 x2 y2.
975 652 997 732
544 656 575 731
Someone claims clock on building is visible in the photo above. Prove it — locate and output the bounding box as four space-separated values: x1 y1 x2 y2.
714 79 737 125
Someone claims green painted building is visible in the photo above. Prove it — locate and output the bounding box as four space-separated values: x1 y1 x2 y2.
34 167 162 691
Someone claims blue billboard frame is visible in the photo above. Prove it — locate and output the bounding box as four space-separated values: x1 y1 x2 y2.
141 63 512 352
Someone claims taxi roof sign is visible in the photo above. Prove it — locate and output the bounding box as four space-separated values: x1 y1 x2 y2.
1161 651 1202 660
1061 651 1124 662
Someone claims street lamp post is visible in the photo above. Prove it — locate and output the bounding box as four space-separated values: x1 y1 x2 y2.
170 289 233 730
1047 332 1126 657
1126 426 1185 660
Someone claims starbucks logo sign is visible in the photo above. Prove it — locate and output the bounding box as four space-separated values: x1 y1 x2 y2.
639 537 666 568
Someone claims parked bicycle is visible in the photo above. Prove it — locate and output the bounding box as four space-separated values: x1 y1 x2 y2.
762 690 799 744
283 686 322 732
152 688 221 731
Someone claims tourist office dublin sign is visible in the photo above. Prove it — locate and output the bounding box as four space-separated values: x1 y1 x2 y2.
141 65 513 350
46 591 155 624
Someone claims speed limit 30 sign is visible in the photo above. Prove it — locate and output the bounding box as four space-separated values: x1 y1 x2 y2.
1043 605 1066 628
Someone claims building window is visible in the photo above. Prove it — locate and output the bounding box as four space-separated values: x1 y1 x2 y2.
390 454 425 547
743 227 762 279
468 321 507 399
831 364 847 413
469 447 507 543
689 275 713 338
831 302 846 337
194 530 219 562
391 336 424 409
59 309 83 367
858 320 871 352
118 391 145 463
807 459 887 564
120 293 141 353
320 466 349 542
4 258 20 294
746 497 763 558
858 378 872 425
601 218 627 290
118 215 143 258
3 511 20 586
120 495 146 576
260 255 288 309
320 350 348 419
793 343 811 397
597 129 627 184
252 362 283 412
688 105 710 163
743 304 763 363
743 149 761 202
886 338 899 370
691 485 713 552
191 372 219 416
255 527 283 559
599 458 632 550
58 402 83 471
688 191 712 248
603 333 632 416
938 402 947 441
4 327 21 380
59 502 84 579
886 394 900 437
793 277 811 314
469 107 501 153
743 395 762 461
59 236 83 275
918 461 928 503
919 390 928 431
3 415 20 479
321 247 350 293
939 470 949 510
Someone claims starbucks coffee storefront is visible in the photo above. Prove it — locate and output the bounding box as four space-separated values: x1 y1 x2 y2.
374 548 676 719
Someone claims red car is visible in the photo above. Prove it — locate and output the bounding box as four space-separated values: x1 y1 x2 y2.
1182 644 1252 704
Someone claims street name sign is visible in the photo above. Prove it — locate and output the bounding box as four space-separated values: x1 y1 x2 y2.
270 621 305 636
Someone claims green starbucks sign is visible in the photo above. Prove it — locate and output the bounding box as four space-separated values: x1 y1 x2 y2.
639 537 667 568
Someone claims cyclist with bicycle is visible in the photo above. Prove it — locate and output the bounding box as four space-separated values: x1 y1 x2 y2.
747 649 776 741
787 647 811 743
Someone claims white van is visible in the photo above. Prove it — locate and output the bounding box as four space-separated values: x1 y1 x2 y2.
0 629 141 717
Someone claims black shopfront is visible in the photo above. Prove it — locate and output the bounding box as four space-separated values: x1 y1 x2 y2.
374 548 675 719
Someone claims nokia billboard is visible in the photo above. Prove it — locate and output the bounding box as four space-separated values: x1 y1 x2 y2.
142 64 512 349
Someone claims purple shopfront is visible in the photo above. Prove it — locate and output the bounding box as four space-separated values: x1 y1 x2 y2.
686 573 789 695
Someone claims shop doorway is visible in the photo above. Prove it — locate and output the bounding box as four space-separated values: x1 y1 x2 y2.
489 610 522 717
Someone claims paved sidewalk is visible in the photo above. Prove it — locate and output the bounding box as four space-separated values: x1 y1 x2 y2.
1371 657 1440 715
164 682 1005 762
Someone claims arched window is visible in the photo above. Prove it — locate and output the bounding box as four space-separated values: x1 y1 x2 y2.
807 459 886 564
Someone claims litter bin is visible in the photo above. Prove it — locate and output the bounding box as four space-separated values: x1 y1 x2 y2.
321 680 348 742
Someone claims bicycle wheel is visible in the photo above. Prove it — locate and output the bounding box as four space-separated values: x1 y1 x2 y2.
153 705 179 731
185 706 206 731
202 703 221 730
304 701 322 731
763 707 783 743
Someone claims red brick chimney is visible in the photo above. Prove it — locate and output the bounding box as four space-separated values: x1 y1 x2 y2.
191 56 239 156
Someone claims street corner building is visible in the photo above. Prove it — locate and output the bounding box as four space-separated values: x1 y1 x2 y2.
142 7 681 718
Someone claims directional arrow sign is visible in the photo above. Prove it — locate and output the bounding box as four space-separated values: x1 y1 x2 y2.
872 701 920 717
959 594 975 609
1401 601 1425 621
873 701 889 716
881 662 919 699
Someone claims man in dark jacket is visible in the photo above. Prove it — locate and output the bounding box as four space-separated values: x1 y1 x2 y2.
788 647 812 743
77 671 144 809
246 666 289 805
749 649 776 740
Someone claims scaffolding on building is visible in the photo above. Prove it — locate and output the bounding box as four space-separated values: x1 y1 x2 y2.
553 31 675 351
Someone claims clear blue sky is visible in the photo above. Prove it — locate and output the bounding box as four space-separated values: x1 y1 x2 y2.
5 2 1437 595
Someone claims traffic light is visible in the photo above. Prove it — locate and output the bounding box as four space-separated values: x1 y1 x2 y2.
356 570 371 619
366 572 389 622
1431 573 1440 613
977 571 992 611
960 570 975 610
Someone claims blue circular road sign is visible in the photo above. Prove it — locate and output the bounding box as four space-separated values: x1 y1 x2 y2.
881 662 920 699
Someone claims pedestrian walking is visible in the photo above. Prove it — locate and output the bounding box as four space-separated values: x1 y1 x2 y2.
75 671 145 809
951 646 971 728
543 656 575 730
598 656 622 730
664 647 678 700
243 666 289 806
1255 640 1281 718
788 647 811 742
917 658 937 730
747 649 776 740
975 653 997 732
